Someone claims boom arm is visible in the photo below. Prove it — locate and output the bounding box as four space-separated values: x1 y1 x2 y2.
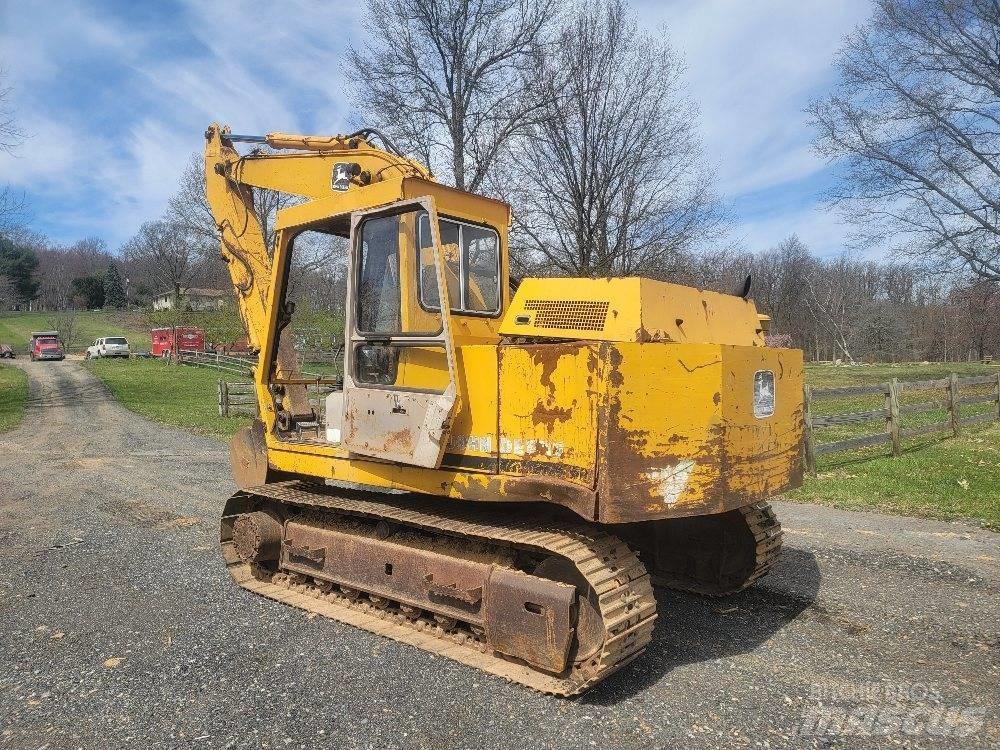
202 123 433 354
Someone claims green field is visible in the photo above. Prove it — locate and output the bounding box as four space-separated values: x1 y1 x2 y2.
804 361 995 387
84 358 251 438
0 364 28 432
0 310 151 354
787 422 999 528
794 362 999 528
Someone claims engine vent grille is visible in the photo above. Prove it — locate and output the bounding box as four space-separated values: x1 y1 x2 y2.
523 299 610 331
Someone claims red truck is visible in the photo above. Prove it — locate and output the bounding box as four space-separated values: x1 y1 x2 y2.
151 326 205 358
29 331 65 361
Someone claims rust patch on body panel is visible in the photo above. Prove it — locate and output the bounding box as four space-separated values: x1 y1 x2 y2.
506 476 597 518
449 471 598 519
531 403 573 429
383 427 415 453
529 346 577 392
499 342 602 486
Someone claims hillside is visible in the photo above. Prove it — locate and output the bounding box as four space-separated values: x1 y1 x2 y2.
0 311 152 354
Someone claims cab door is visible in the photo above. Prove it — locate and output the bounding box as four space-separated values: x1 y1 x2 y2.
341 196 459 468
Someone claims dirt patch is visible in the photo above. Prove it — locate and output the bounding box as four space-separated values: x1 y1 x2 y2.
100 498 199 530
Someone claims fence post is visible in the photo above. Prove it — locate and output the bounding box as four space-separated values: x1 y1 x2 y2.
803 384 816 477
218 379 229 417
887 378 901 456
996 372 1000 421
948 372 960 436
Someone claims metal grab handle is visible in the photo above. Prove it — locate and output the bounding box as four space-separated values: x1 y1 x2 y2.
423 574 482 604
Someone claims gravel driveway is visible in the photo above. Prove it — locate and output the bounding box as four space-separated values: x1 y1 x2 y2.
0 360 996 749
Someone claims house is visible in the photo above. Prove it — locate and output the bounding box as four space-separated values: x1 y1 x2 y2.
152 288 231 311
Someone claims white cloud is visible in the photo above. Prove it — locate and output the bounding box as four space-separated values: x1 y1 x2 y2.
1 0 367 246
0 1 140 85
630 0 874 256
636 0 870 197
737 203 850 257
3 0 875 257
0 116 82 187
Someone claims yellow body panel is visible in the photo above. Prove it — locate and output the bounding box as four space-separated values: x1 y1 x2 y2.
497 344 603 485
596 342 803 522
445 345 499 470
501 277 766 346
262 338 803 523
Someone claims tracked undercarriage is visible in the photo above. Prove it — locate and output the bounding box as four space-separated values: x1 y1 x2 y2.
222 481 782 694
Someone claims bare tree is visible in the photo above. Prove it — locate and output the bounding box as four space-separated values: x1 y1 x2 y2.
46 310 77 350
504 0 724 277
809 0 1000 281
166 155 220 245
747 236 817 349
951 277 1000 359
167 153 294 257
120 220 213 299
0 69 25 234
0 70 22 154
32 236 114 310
347 0 557 192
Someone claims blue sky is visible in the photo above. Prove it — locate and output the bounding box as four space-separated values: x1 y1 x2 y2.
0 0 871 256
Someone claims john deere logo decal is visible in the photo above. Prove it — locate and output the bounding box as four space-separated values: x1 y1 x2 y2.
332 163 353 191
753 370 775 418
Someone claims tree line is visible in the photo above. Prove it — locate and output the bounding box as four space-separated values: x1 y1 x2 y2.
1 0 997 361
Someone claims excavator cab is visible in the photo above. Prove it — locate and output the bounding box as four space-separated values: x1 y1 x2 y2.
341 198 459 467
264 189 506 469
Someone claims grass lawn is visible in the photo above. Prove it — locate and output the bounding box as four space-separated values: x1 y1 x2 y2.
0 364 28 432
787 422 999 528
0 310 151 355
85 358 251 439
795 362 999 528
804 361 995 387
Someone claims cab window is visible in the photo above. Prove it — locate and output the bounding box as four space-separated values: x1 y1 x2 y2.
417 213 500 315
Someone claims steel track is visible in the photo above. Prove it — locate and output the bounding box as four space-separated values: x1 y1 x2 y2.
652 501 784 596
221 480 658 696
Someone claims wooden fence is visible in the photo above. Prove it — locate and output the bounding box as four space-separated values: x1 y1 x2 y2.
217 380 257 416
804 372 1000 474
217 380 340 417
178 348 341 379
177 349 257 376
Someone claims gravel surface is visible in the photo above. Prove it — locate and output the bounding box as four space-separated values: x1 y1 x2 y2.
0 360 997 749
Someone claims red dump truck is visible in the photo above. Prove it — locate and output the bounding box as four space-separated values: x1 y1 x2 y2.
29 331 65 361
151 326 205 358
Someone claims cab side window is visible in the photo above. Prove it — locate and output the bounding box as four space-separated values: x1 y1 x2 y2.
417 213 500 316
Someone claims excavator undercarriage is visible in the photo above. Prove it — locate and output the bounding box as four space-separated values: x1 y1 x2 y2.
221 481 780 694
203 123 803 694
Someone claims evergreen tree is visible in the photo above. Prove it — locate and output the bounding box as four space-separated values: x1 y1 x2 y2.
103 264 127 309
0 235 39 304
71 275 105 309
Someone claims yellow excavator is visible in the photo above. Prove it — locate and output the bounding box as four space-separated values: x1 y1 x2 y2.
204 123 803 695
